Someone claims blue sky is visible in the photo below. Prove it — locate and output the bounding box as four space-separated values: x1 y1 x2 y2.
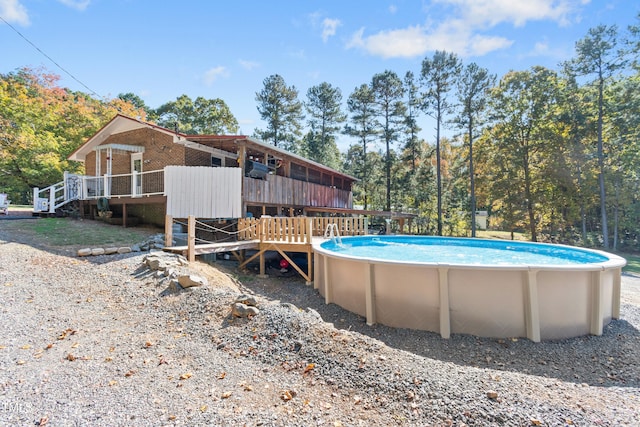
1 0 638 149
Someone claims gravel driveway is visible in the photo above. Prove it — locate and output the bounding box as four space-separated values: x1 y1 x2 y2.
0 226 638 426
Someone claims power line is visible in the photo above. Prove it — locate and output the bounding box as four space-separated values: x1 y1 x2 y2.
1 15 102 98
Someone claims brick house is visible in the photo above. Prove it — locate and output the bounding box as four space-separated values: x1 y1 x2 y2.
35 114 357 227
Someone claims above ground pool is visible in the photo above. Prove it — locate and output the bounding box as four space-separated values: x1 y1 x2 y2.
313 236 626 342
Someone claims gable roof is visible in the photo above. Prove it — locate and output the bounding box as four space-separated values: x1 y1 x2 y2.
68 114 179 161
68 114 357 182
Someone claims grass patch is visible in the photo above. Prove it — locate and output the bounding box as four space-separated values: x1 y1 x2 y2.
614 251 640 276
2 217 157 247
476 230 527 240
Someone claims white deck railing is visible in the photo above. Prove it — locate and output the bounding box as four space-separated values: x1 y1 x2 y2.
33 170 165 214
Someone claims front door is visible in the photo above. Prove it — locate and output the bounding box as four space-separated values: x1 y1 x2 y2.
131 153 142 196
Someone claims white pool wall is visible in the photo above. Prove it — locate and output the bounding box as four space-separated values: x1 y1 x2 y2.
313 238 626 342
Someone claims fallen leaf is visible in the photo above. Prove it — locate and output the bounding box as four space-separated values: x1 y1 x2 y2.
144 341 153 348
16 360 26 365
200 405 208 412
218 372 226 380
168 415 176 421
71 343 79 349
304 363 315 374
108 380 117 386
179 372 192 380
37 416 49 426
530 420 542 426
221 391 232 399
58 329 77 341
66 353 76 361
45 344 53 350
280 390 296 401
124 370 136 377
20 344 32 350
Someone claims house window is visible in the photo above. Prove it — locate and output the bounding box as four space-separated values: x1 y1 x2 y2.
211 156 222 167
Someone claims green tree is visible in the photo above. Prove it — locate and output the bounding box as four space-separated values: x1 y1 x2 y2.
372 70 406 211
156 94 239 134
421 51 462 235
301 82 345 169
403 71 423 173
454 62 495 237
566 24 626 249
0 67 144 203
488 67 561 242
254 74 304 150
344 84 378 209
118 92 154 120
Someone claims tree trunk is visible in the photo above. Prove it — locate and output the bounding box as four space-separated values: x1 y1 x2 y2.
469 120 476 238
597 73 609 248
436 113 443 236
613 181 619 250
523 149 537 242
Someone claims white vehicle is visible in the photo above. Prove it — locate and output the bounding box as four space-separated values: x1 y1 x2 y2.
0 193 10 215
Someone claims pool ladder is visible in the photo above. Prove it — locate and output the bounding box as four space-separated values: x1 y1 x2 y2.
324 223 343 246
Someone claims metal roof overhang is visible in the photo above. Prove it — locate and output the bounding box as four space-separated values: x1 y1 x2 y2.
94 144 145 154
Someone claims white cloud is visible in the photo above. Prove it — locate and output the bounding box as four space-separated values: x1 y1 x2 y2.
348 25 432 59
57 0 91 11
389 4 398 14
322 18 341 42
520 39 572 61
433 0 584 27
0 0 30 26
239 59 260 70
347 0 585 58
203 66 229 86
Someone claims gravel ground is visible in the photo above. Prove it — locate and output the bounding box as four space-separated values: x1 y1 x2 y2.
0 224 639 426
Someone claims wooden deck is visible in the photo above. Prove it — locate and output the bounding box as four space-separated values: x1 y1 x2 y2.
163 216 365 284
163 239 260 256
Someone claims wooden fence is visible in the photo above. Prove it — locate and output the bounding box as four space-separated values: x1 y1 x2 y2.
237 216 368 241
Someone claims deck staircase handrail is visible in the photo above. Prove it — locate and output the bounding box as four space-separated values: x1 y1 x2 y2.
33 170 166 214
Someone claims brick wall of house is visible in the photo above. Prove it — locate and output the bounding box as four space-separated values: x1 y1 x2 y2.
185 147 211 166
85 128 187 176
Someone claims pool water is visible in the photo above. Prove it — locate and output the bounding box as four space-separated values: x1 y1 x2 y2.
320 236 609 266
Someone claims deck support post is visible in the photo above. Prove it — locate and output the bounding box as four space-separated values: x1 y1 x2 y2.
524 270 541 343
187 215 196 263
165 215 173 247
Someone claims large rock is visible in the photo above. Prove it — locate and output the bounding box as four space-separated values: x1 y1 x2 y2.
231 302 259 318
235 294 258 307
177 274 207 288
77 248 92 257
